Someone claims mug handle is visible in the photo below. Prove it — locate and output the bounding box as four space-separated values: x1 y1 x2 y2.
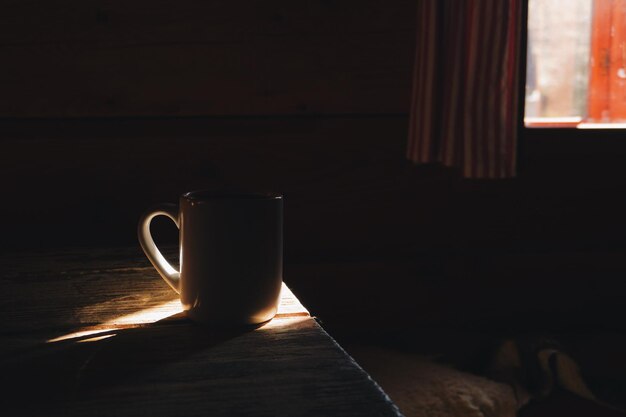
137 203 181 294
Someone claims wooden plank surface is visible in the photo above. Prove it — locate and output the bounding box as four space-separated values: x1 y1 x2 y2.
0 247 401 417
0 116 418 258
0 0 414 117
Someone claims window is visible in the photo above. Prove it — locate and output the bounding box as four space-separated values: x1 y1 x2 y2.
525 0 626 128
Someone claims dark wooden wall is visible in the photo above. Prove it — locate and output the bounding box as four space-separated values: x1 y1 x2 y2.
1 0 417 257
1 0 414 117
2 0 626 331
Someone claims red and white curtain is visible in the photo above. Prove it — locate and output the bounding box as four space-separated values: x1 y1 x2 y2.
407 0 524 179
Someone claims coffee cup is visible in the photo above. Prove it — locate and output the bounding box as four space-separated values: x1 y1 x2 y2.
138 190 283 327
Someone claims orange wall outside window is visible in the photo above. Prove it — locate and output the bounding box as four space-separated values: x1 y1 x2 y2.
588 0 626 122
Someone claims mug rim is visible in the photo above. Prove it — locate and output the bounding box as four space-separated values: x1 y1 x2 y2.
182 189 282 201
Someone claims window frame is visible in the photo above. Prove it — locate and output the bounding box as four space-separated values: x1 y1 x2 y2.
517 0 626 174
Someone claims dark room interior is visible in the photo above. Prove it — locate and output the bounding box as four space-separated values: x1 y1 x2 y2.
2 1 626 416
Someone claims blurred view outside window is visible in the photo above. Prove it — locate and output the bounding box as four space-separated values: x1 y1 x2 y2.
525 0 626 128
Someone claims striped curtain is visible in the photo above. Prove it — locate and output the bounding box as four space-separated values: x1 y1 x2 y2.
407 0 524 179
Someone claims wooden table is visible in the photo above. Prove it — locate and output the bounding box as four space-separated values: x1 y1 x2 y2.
0 247 401 417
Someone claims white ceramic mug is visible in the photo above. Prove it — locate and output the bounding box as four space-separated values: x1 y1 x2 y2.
138 190 283 327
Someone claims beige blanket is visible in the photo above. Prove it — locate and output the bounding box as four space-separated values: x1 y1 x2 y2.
349 338 624 417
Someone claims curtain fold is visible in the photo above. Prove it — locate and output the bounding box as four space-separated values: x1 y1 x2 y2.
407 0 524 179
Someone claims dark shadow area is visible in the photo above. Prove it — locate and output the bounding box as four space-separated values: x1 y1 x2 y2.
519 388 626 417
0 312 261 416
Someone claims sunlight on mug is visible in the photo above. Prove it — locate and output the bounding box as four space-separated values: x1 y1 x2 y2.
138 190 283 327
